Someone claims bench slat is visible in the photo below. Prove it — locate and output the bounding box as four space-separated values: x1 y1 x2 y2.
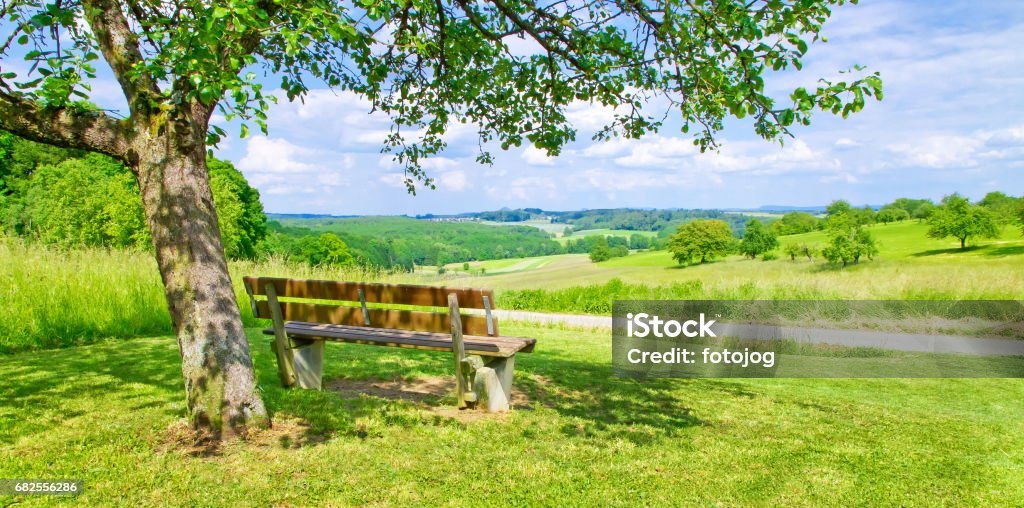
271 322 535 357
253 300 498 336
244 277 494 309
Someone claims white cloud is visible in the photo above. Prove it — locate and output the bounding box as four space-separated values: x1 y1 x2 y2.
886 124 1024 169
521 146 557 166
239 137 317 173
888 135 983 168
581 134 697 168
437 170 470 191
378 173 408 188
819 173 859 184
421 157 460 171
573 167 716 191
355 129 393 145
489 176 558 201
565 102 618 131
835 138 863 148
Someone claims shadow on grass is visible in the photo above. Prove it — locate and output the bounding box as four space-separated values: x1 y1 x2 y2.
0 339 185 445
981 245 1024 257
666 259 723 270
1 330 723 451
253 332 715 445
809 260 873 272
911 246 982 257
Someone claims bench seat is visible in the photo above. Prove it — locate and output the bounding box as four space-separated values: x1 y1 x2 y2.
245 276 535 411
264 321 536 357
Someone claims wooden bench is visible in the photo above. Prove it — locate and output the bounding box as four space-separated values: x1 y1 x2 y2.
242 276 536 412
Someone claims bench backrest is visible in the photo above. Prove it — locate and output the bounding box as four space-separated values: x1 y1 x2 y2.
243 276 499 336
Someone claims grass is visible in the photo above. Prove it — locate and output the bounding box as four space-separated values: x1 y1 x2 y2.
557 228 658 244
470 223 1024 304
1 323 1022 506
1 224 1023 504
3 221 1023 352
0 239 170 352
780 221 1024 260
0 238 431 354
437 255 554 274
481 218 568 235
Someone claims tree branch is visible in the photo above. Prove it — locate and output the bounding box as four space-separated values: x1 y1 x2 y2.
484 0 591 72
0 92 131 161
81 0 159 114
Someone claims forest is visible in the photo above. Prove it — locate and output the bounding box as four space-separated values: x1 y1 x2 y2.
266 216 564 270
0 131 266 259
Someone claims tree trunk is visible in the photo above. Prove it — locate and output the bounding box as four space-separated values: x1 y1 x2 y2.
960 238 966 249
131 111 268 438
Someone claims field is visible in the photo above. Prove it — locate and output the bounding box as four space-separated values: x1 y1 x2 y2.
481 218 568 235
556 228 659 244
3 221 1022 353
2 324 1022 505
438 255 554 275
457 222 1024 302
2 219 1024 505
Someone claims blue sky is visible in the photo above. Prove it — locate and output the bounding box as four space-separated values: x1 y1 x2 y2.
75 0 1024 214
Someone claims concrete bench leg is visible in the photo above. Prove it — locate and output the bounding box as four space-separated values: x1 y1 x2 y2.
473 355 515 412
291 340 324 390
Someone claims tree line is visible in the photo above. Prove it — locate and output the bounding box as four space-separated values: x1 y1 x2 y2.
0 131 266 259
662 193 1023 268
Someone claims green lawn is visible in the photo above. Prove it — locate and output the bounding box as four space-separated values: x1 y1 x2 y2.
2 324 1022 506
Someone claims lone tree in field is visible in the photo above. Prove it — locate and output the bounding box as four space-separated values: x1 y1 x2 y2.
669 219 735 265
0 0 881 437
927 194 999 250
738 219 777 259
821 211 876 266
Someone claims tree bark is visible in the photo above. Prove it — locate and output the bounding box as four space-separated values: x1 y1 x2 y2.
130 108 269 438
960 238 966 249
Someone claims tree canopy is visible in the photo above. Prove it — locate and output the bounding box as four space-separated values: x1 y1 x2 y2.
769 211 820 236
820 211 876 267
669 219 735 265
0 132 266 256
738 218 778 259
927 194 999 250
2 0 881 188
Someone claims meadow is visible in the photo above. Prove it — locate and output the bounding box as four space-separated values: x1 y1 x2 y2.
556 228 659 245
473 222 1024 308
481 218 568 235
3 221 1022 353
2 220 1024 505
2 324 1022 506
